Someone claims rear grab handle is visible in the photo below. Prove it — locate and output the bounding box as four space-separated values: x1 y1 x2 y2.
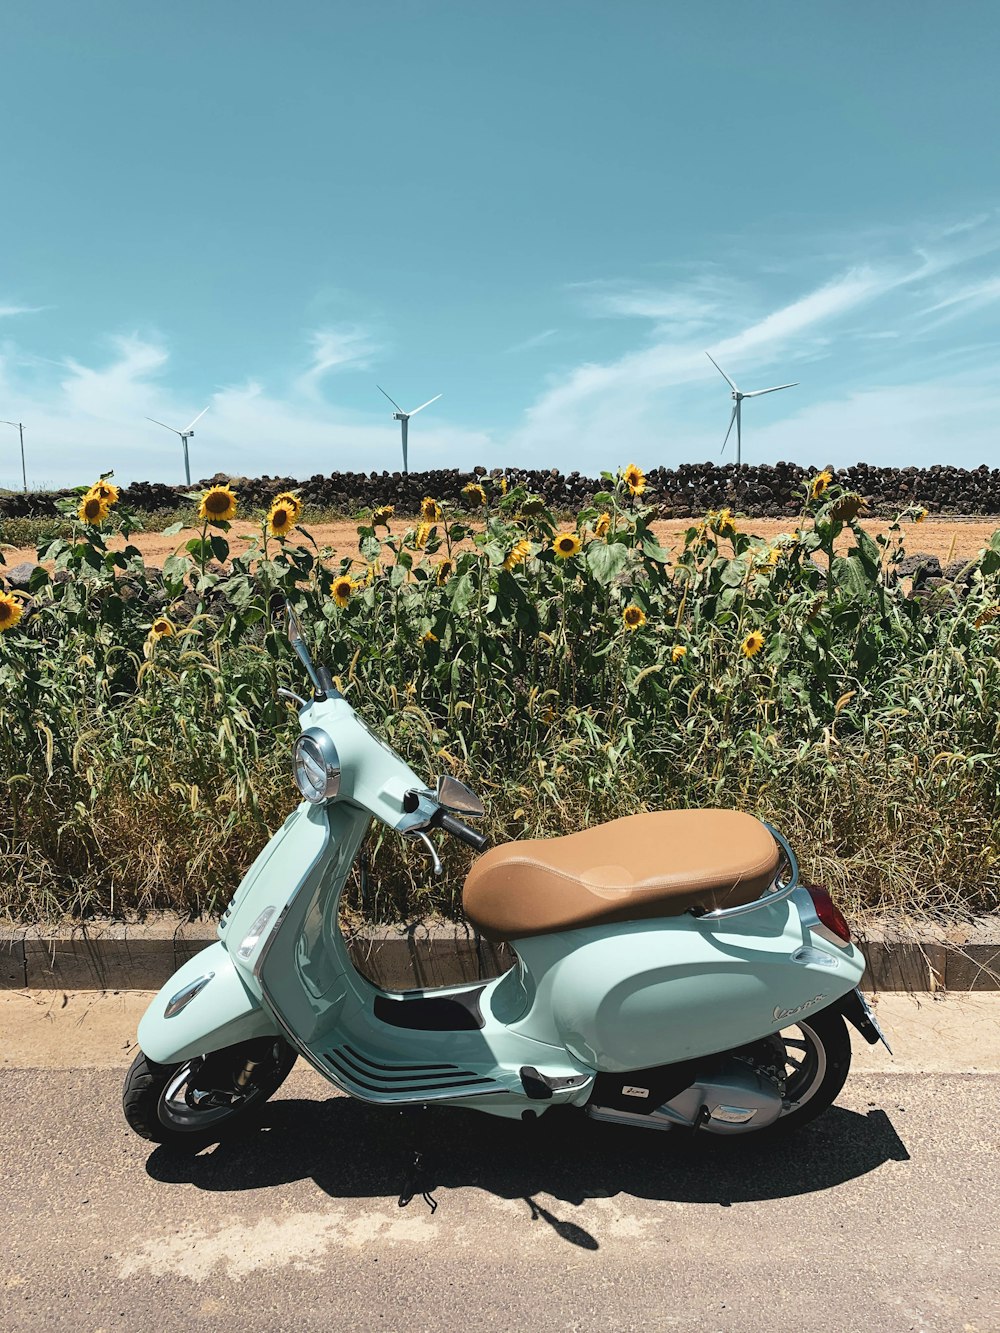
690 823 799 924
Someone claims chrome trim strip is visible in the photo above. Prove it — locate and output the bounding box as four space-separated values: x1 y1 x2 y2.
251 902 291 982
164 972 215 1019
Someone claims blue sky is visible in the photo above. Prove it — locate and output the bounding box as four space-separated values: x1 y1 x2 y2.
1 0 998 489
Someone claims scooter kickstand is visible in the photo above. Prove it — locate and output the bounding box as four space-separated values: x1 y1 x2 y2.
689 1105 711 1137
397 1108 438 1215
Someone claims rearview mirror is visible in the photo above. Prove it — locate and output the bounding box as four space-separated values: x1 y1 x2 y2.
435 775 485 818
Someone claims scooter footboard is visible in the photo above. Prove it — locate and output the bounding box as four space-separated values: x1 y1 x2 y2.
137 942 280 1066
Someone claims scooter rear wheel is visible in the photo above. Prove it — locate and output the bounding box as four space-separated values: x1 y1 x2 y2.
731 1006 852 1138
122 1037 297 1150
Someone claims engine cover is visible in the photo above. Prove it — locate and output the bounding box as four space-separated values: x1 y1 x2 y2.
588 1057 784 1134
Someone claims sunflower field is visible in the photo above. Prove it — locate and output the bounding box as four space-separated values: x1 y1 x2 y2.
2 466 1000 925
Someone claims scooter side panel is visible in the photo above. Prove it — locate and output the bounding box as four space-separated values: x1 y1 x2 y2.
513 896 865 1072
136 801 337 1065
137 942 280 1065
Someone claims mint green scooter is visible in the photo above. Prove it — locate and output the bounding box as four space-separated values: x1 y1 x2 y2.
123 609 889 1150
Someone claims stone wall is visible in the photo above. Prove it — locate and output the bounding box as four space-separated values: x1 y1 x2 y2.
5 461 1000 519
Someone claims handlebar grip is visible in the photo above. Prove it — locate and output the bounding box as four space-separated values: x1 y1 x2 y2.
437 811 489 853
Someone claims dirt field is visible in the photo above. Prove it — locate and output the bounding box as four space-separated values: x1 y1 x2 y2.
4 515 998 571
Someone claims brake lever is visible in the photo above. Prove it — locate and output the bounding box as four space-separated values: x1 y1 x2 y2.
405 830 443 878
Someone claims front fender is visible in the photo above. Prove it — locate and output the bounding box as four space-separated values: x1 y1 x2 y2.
137 942 280 1065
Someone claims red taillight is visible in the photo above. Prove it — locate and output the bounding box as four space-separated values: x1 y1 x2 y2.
806 885 852 943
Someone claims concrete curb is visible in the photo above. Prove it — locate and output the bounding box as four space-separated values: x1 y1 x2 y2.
1 918 998 993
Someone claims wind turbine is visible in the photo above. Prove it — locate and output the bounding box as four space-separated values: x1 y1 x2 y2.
0 419 27 491
706 353 797 467
145 406 210 486
376 386 442 474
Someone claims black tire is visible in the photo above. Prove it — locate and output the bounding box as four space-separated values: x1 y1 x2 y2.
122 1036 297 1150
717 1005 852 1140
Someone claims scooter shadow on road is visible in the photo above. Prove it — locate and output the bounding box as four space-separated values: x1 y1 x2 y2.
144 1096 910 1247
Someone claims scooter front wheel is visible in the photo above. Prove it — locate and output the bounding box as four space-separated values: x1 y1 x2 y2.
122 1037 297 1150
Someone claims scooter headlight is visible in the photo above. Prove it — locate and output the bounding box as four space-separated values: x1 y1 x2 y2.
292 729 341 803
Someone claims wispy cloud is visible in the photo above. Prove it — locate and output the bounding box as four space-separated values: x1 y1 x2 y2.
504 328 558 355
294 324 382 396
0 303 46 318
571 271 741 333
918 274 1000 321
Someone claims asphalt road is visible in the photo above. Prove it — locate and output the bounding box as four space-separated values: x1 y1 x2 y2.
2 996 999 1332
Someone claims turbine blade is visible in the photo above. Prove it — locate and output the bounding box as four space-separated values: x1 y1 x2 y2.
406 393 442 417
183 405 210 432
706 352 739 393
743 382 798 398
377 384 405 414
720 405 737 455
146 416 180 435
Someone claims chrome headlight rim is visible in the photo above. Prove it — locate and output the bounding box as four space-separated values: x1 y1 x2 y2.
292 728 342 803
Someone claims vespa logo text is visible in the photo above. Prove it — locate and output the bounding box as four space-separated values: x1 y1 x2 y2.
773 994 827 1022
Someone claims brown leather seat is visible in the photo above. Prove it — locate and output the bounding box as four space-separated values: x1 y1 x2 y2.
463 810 781 942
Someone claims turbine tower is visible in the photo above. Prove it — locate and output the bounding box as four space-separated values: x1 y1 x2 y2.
706 353 797 467
145 407 210 486
377 386 442 475
0 419 27 491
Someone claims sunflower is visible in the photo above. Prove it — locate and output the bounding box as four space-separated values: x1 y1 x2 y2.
713 507 736 536
671 644 687 662
421 629 439 644
493 474 508 496
593 512 611 539
414 521 432 549
372 504 394 528
830 492 866 524
754 545 780 569
87 479 120 506
552 531 582 560
503 538 532 570
809 470 833 501
273 491 302 521
436 558 453 585
520 496 547 518
198 485 237 522
331 575 355 608
149 616 175 640
914 507 927 524
0 591 23 632
622 604 646 631
78 493 110 525
741 630 766 659
622 463 646 496
267 500 296 538
420 497 442 522
462 482 487 508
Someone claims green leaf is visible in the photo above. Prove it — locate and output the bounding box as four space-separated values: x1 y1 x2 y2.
640 532 672 563
586 541 630 585
210 535 230 564
162 553 191 595
161 521 185 537
720 558 749 588
448 573 476 616
831 554 872 598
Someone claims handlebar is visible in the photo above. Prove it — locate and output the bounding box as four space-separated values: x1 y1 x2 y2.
436 810 489 853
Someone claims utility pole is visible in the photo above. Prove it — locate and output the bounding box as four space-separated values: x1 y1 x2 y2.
0 420 27 491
